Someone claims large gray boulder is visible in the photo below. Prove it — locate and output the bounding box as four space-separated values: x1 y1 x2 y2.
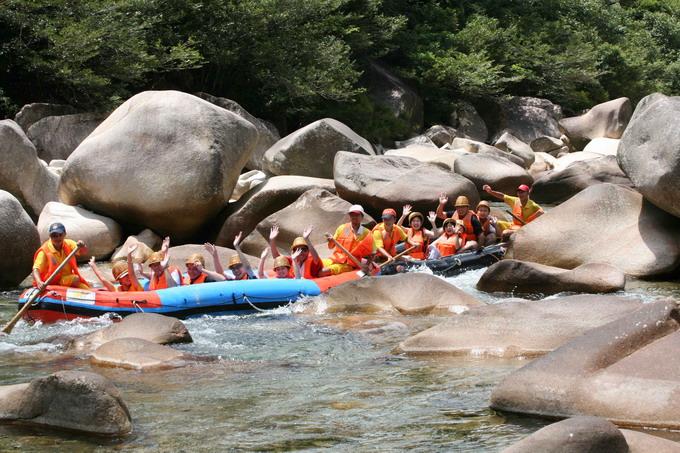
196 92 280 171
494 131 535 168
241 188 375 258
618 93 680 219
490 301 680 429
452 137 526 167
502 416 629 453
397 295 642 357
0 371 132 435
27 112 106 162
453 154 533 197
492 97 563 143
69 312 192 352
531 156 634 204
325 273 484 316
449 102 488 142
423 125 457 147
0 190 40 287
364 60 424 135
37 202 123 261
14 103 76 132
553 151 602 172
59 91 259 240
334 151 478 217
477 260 625 295
510 183 680 277
560 97 632 150
216 175 335 247
263 118 374 178
384 146 464 170
0 120 59 218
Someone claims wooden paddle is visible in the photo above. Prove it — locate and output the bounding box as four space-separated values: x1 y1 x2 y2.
378 245 417 268
2 243 83 334
505 209 526 226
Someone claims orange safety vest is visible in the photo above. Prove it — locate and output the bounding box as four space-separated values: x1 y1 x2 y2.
301 257 321 279
372 223 403 256
435 233 462 257
33 240 89 287
149 266 183 290
182 273 207 285
452 210 477 242
407 228 429 260
331 224 372 266
512 199 542 226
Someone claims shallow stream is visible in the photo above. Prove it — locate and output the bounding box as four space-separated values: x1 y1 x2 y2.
1 269 679 452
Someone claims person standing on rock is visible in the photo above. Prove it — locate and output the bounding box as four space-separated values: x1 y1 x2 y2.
475 201 498 246
88 242 143 292
397 206 439 260
268 225 323 279
483 184 543 240
436 194 481 252
204 236 257 280
32 222 90 289
147 237 183 290
427 219 465 259
322 205 373 275
372 208 408 262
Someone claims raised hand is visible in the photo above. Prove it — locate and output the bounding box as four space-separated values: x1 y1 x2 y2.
269 225 279 241
88 256 96 267
291 248 303 260
127 242 138 255
402 204 412 217
204 242 217 256
482 184 492 193
303 225 314 240
438 192 448 205
324 233 334 242
427 211 437 224
77 240 86 248
233 232 243 248
260 248 270 259
161 236 170 253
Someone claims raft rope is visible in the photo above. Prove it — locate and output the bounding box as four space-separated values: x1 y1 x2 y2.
242 294 294 314
132 301 145 313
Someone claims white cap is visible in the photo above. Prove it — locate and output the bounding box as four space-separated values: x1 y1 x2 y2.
347 204 365 215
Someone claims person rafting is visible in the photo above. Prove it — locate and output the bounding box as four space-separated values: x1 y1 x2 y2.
322 205 374 275
32 222 90 289
397 205 439 260
475 201 498 246
205 233 257 281
427 219 465 259
269 225 323 279
182 253 226 285
147 237 183 290
258 247 302 279
436 194 482 252
372 208 408 262
88 242 143 292
483 184 543 240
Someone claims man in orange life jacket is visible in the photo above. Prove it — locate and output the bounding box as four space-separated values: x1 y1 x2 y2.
269 224 323 279
483 183 543 240
32 222 90 289
372 208 408 262
436 193 482 252
322 204 373 275
147 237 183 290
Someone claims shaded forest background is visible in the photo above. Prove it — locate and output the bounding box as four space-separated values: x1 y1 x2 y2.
1 0 679 142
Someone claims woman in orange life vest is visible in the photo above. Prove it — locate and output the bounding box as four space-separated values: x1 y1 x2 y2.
257 246 302 279
397 205 439 260
147 237 183 290
88 242 144 292
372 208 408 262
435 193 482 252
475 201 498 246
268 224 323 279
32 222 90 289
204 233 257 281
427 219 465 259
483 183 543 240
182 253 228 285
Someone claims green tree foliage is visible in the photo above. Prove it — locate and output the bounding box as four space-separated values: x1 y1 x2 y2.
0 0 679 140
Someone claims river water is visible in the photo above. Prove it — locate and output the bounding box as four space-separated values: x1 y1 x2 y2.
0 269 679 452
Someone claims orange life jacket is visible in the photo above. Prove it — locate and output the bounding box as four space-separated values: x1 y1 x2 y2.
452 210 477 242
407 228 429 260
149 266 182 290
435 233 461 257
183 273 207 285
33 240 89 288
372 223 403 256
512 199 542 226
301 257 322 279
330 224 373 267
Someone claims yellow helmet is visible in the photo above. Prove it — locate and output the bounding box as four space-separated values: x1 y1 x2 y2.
185 253 205 266
228 255 242 268
291 237 308 250
111 261 128 280
146 251 164 265
442 218 455 228
454 196 470 207
273 256 291 269
408 212 424 223
476 200 490 210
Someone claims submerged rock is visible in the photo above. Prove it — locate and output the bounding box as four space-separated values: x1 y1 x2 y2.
91 338 187 370
397 295 642 357
490 300 680 429
477 260 625 295
0 371 132 436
